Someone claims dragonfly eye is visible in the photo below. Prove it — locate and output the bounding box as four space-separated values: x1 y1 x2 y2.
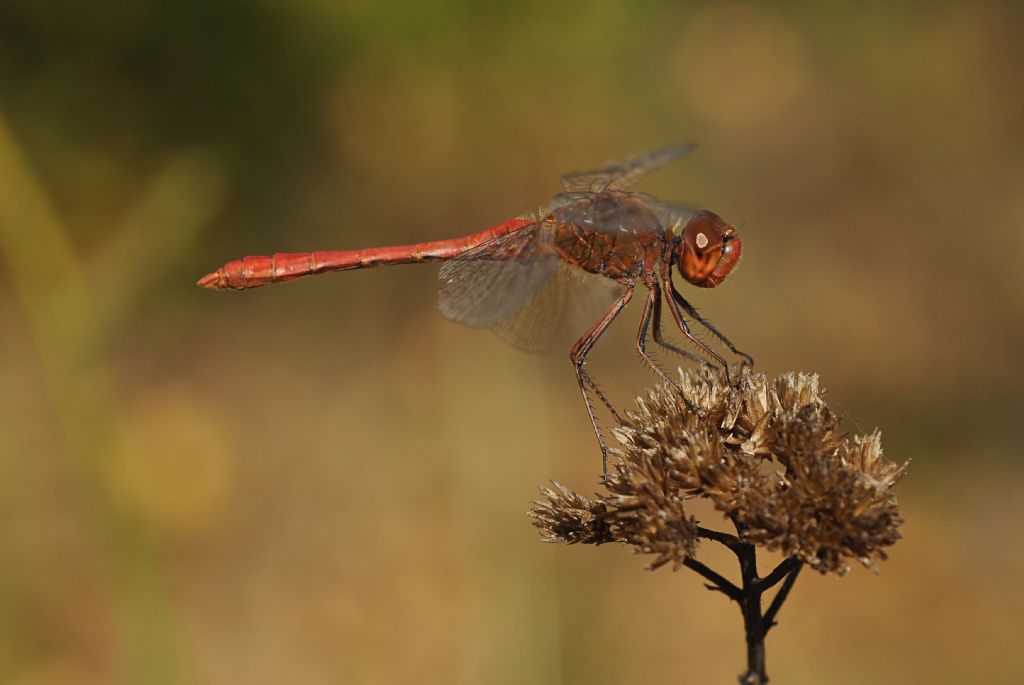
676 211 727 285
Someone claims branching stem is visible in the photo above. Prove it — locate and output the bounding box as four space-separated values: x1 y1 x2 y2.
762 562 802 634
683 558 741 601
697 526 742 552
683 540 803 684
757 557 802 592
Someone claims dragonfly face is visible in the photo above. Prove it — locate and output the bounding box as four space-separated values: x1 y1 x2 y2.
674 210 742 288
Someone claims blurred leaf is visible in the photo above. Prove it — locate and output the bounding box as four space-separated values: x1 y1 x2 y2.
92 150 226 329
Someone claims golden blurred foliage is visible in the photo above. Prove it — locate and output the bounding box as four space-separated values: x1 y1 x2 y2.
106 388 235 537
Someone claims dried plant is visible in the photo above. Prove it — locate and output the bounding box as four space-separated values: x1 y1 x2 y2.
530 368 908 684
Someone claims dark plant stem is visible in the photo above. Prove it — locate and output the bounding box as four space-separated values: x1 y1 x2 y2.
686 527 804 684
762 561 802 633
697 526 742 551
736 542 767 684
683 558 741 600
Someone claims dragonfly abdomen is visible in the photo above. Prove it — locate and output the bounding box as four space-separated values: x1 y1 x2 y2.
198 217 535 290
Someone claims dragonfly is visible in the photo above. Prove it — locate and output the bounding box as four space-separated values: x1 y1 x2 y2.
199 145 752 472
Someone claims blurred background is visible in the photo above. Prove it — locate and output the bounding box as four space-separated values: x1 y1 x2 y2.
1 1 1022 683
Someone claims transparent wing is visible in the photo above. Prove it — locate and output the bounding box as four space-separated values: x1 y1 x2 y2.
606 144 696 191
437 224 557 329
437 224 627 352
560 144 696 192
492 262 627 353
558 171 617 193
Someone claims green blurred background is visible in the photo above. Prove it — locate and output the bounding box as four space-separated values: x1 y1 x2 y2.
1 1 1022 683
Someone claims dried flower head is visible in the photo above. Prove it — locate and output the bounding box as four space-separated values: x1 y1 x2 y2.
530 369 908 575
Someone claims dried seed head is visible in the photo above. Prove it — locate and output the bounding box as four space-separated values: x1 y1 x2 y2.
531 482 614 545
529 368 908 575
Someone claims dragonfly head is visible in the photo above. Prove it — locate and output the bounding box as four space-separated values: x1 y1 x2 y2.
674 210 742 288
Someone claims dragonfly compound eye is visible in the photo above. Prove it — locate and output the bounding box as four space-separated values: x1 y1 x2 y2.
675 211 742 288
677 212 724 284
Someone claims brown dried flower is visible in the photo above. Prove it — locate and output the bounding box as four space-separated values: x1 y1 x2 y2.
531 368 907 575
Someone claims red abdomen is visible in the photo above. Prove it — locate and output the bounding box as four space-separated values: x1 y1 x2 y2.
198 217 535 290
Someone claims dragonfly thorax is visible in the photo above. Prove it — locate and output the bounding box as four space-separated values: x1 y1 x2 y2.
547 191 667 280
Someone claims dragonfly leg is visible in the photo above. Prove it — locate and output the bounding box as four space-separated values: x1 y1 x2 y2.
634 286 685 392
651 288 720 370
637 287 704 415
659 275 733 384
581 369 623 425
669 281 754 378
570 284 634 479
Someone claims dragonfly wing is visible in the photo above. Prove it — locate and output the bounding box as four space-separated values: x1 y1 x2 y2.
437 224 557 329
493 261 627 353
560 144 696 192
559 170 621 193
437 224 627 352
606 143 696 190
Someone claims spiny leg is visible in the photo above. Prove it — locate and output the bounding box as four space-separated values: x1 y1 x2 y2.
634 285 685 392
652 288 719 370
637 287 705 414
581 370 622 424
669 280 754 373
570 283 634 478
659 275 733 384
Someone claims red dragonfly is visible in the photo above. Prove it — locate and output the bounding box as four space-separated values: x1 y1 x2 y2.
199 145 751 470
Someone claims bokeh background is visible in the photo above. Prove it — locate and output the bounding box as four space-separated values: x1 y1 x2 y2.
2 2 1022 683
